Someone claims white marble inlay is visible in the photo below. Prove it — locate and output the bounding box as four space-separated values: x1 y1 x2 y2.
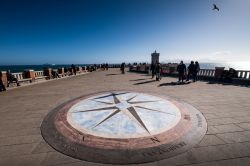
67 92 181 138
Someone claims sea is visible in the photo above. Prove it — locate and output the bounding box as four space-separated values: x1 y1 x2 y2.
0 62 250 73
0 64 89 73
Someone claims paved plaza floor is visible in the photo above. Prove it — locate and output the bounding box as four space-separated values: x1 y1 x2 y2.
1 68 250 166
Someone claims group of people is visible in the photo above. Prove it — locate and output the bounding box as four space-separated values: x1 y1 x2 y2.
150 62 162 81
63 64 78 76
177 61 200 83
150 61 200 83
101 63 109 70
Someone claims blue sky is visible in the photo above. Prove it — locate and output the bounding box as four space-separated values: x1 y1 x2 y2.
0 0 250 65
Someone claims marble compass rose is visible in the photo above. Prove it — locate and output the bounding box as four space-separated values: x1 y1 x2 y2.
67 92 181 138
41 91 207 164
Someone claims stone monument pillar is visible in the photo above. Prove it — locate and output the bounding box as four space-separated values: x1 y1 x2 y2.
151 50 160 65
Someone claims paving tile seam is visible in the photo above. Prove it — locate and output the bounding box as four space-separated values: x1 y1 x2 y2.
0 117 43 122
209 122 250 127
0 138 43 147
0 151 57 159
195 141 250 148
203 115 250 120
0 128 41 138
44 161 83 166
0 133 41 139
235 123 250 129
181 156 250 166
206 129 250 135
0 117 44 121
0 142 42 148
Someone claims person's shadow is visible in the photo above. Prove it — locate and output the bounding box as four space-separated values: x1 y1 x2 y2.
105 74 120 76
134 80 156 85
130 78 151 81
158 81 191 87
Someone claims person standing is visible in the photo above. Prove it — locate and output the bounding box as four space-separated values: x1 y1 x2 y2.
177 61 186 83
186 61 194 81
150 63 156 79
155 63 162 81
105 63 109 70
193 61 200 82
121 62 125 74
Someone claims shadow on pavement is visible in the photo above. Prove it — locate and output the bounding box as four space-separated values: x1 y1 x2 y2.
207 81 250 88
134 80 156 85
158 81 191 87
106 74 120 76
130 78 151 81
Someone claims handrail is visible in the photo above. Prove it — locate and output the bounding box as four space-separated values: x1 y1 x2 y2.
237 70 250 79
34 71 44 77
198 69 215 77
12 72 24 80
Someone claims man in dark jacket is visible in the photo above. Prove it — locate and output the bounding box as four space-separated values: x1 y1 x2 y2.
121 62 125 74
150 63 156 79
186 61 194 81
193 61 200 82
177 61 186 83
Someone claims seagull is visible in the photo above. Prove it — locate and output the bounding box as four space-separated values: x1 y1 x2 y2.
213 4 219 11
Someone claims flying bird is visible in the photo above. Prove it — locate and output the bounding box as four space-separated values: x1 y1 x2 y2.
213 4 219 11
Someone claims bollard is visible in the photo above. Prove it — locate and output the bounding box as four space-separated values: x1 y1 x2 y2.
215 67 225 81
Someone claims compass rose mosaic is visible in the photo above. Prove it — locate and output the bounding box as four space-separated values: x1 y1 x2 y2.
41 91 207 164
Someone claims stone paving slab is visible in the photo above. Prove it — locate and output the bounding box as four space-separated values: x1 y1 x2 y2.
216 132 250 143
195 135 225 147
0 68 250 166
185 157 250 166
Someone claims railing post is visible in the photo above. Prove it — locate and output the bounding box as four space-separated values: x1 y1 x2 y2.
44 68 52 79
78 66 82 73
25 70 35 81
0 71 8 87
58 68 64 76
214 67 225 80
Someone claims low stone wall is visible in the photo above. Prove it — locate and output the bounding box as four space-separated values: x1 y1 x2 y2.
0 66 92 89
